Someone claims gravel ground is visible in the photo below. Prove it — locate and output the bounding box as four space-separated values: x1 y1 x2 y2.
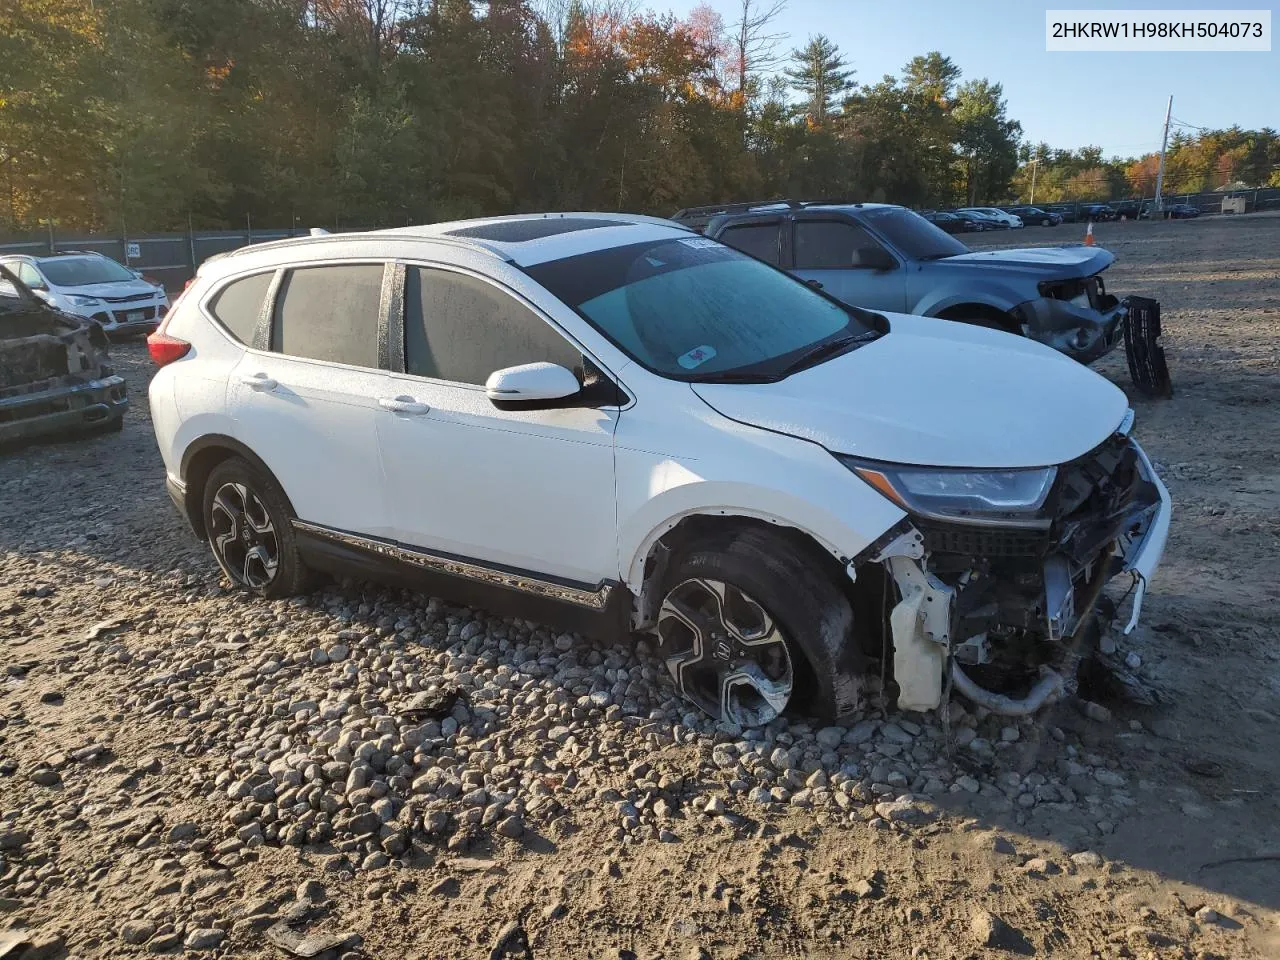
1 213 1278 959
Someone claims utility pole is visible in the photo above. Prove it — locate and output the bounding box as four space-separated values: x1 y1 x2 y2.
1029 157 1040 205
1153 94 1173 216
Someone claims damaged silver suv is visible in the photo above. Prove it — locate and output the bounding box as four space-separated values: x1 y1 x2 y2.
676 200 1172 396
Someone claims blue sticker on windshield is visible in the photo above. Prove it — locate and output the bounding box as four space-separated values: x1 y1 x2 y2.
678 237 719 249
677 345 717 369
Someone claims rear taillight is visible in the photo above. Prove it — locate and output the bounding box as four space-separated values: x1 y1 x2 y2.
147 291 191 366
147 331 191 366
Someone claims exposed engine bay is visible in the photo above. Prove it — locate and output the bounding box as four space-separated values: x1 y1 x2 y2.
879 425 1167 716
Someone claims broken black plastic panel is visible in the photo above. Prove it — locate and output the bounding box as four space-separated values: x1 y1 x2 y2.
1124 296 1173 398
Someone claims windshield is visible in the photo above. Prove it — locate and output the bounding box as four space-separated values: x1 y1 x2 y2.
861 208 968 260
524 237 882 381
38 256 135 286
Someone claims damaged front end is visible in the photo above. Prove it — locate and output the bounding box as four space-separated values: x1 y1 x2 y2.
1016 274 1126 365
860 420 1170 716
1015 277 1171 397
1 289 128 444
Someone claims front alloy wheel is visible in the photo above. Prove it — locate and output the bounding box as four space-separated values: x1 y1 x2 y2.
209 481 279 589
658 577 794 726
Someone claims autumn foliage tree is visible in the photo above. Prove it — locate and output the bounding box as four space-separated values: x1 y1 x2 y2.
6 0 1266 232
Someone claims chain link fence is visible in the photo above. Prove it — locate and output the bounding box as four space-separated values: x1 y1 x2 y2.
1026 186 1280 220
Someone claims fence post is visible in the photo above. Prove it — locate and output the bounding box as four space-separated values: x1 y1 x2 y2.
188 213 197 279
246 212 252 246
46 217 55 255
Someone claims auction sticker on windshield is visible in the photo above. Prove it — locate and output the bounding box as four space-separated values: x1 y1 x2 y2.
678 345 717 369
678 237 720 249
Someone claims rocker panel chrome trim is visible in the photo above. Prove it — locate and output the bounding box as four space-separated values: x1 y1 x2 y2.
291 520 614 610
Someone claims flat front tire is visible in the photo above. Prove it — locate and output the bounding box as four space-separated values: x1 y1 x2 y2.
202 457 311 599
655 528 864 726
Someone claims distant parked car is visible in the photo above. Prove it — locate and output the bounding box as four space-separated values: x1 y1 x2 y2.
922 211 972 234
0 251 169 339
1111 200 1143 220
1045 204 1080 223
1082 204 1118 222
951 210 1003 231
958 207 1023 228
1005 206 1062 227
1165 203 1201 219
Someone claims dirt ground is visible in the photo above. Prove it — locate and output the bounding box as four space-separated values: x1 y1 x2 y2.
1 213 1278 960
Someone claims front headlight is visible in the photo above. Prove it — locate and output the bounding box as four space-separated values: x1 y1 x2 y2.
68 295 100 307
839 456 1057 527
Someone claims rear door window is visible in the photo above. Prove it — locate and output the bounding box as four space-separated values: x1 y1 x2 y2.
271 264 385 368
794 220 884 269
718 222 781 265
404 267 580 385
208 272 275 344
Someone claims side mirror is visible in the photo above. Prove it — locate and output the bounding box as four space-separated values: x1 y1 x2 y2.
854 247 897 271
485 362 580 403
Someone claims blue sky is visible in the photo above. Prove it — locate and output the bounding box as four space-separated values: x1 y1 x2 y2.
662 0 1278 158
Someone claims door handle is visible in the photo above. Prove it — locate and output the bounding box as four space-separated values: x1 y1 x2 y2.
379 396 430 415
239 373 278 391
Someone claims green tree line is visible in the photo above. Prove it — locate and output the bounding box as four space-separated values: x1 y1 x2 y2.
1011 127 1280 205
1 0 1275 232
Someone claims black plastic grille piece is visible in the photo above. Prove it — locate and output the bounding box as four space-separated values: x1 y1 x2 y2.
917 521 1048 558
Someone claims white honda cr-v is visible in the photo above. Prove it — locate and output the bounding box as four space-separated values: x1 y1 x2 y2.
147 213 1170 726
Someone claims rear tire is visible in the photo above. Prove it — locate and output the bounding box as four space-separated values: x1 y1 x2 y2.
202 457 312 599
655 527 863 726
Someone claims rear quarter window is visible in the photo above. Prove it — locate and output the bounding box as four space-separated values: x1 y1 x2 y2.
208 272 274 344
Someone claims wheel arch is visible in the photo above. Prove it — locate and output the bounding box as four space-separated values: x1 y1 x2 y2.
179 434 297 539
628 510 879 634
931 301 1022 334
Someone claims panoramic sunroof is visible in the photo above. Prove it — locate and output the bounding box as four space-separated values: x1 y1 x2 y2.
445 217 629 242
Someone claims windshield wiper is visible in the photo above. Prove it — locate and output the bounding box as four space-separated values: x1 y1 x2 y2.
693 371 783 384
776 331 880 377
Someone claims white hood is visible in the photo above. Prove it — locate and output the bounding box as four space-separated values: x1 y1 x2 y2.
692 313 1130 469
64 280 162 300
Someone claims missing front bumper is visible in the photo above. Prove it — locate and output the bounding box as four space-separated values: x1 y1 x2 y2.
882 437 1172 715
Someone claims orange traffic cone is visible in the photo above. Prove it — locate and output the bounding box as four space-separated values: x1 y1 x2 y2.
1083 222 1096 246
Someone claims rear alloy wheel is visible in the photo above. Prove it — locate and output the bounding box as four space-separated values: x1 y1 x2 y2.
655 528 864 726
209 481 279 590
202 457 311 598
659 578 794 726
